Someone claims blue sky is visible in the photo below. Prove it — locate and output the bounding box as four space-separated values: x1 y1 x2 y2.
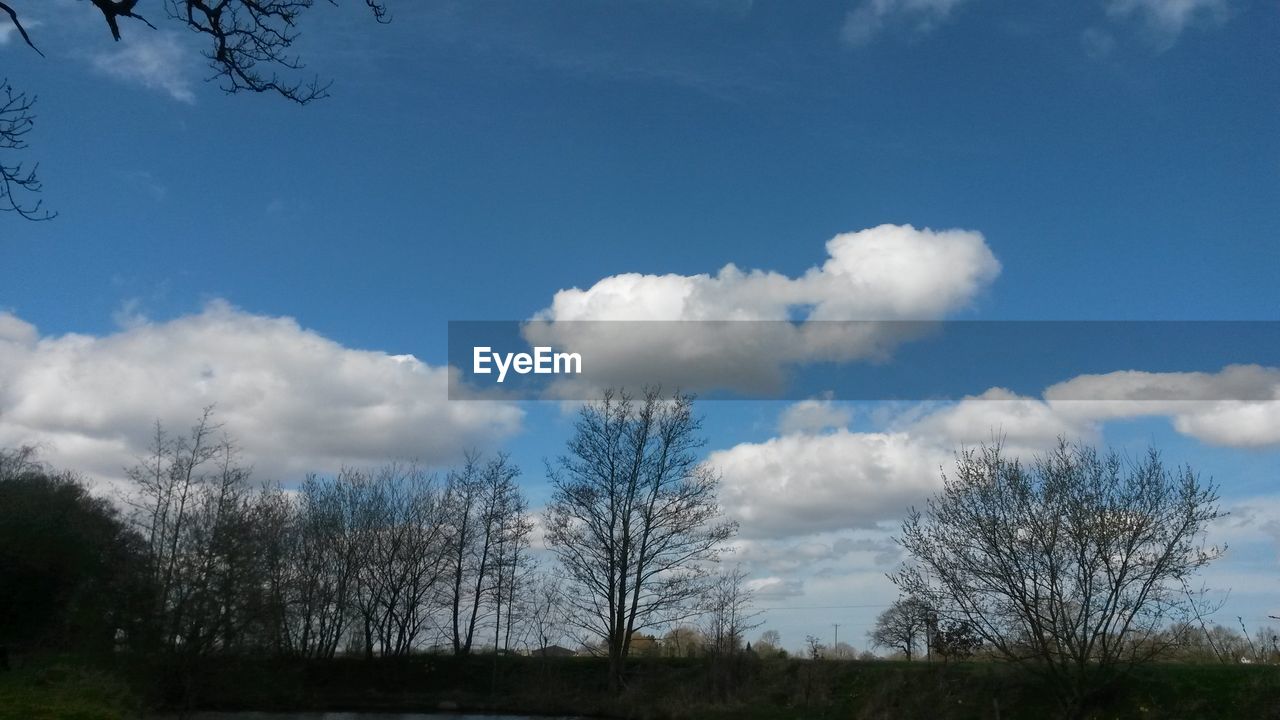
1 0 1278 651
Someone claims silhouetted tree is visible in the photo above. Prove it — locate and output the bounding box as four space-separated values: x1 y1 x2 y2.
892 439 1224 717
443 453 527 656
544 388 736 691
869 596 932 661
931 619 982 661
0 448 149 653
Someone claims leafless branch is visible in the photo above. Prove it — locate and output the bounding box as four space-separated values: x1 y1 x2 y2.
0 80 54 221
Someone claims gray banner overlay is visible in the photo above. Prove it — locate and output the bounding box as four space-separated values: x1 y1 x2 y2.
447 320 1280 401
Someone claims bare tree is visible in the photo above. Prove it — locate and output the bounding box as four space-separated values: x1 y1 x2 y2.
442 452 527 656
868 596 933 661
804 634 824 660
522 573 572 655
544 388 736 690
702 565 762 656
892 440 1224 716
489 464 534 655
347 463 448 657
755 628 782 656
124 409 287 656
269 472 363 658
126 408 223 649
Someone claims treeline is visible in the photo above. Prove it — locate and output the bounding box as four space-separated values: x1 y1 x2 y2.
0 391 1261 720
0 410 555 662
1 389 751 686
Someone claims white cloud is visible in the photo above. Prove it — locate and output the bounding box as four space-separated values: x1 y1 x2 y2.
90 32 197 104
894 366 1280 452
0 301 523 490
1046 366 1280 448
841 0 972 46
524 224 999 397
538 224 999 323
710 365 1280 543
1106 0 1231 46
708 429 949 539
907 387 1099 453
778 397 854 435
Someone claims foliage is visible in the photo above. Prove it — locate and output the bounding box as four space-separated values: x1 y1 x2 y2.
0 448 149 652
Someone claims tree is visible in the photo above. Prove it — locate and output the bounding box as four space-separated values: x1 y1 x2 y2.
127 409 295 656
544 388 737 690
702 566 763 656
931 619 982 661
868 596 933 661
892 440 1224 717
442 452 527 656
804 634 825 660
268 471 363 658
0 0 390 219
522 573 572 655
0 448 149 653
346 463 449 658
756 629 782 656
660 626 705 658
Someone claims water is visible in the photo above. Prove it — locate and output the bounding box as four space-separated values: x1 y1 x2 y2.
156 713 582 720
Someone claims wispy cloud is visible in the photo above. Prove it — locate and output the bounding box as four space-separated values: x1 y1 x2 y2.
841 0 972 46
839 0 1233 50
1106 0 1232 47
90 31 197 104
0 17 41 48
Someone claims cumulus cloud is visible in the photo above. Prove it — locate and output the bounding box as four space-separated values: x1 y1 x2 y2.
708 430 949 539
709 364 1280 542
522 224 1000 397
538 224 999 323
907 387 1098 452
841 0 972 46
90 32 197 103
0 301 523 490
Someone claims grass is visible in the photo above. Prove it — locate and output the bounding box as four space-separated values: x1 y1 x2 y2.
0 658 141 720
3 653 1278 720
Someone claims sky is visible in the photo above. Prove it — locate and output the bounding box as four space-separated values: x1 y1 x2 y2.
1 0 1278 653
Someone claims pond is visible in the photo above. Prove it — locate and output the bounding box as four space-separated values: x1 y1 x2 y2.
153 707 586 712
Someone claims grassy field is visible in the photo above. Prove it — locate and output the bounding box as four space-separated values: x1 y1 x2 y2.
0 658 141 720
4 654 1280 719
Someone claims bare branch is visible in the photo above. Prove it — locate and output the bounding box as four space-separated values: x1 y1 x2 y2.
0 80 54 221
0 2 44 55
